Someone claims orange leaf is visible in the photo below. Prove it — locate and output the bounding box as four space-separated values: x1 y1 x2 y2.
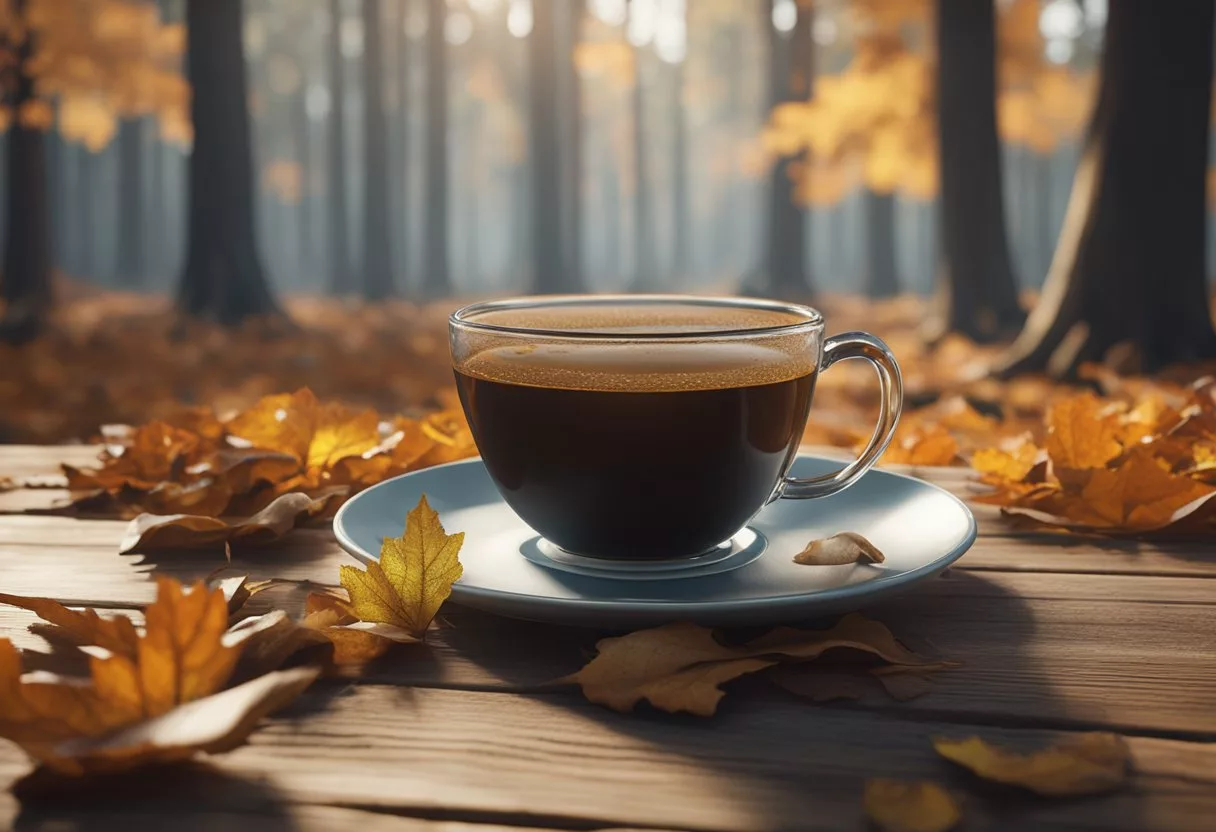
1044 394 1123 471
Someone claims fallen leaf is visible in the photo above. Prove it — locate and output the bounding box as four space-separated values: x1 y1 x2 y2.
563 614 935 715
1044 394 1123 471
768 667 869 702
42 667 318 775
226 611 334 681
793 531 885 565
118 490 345 554
339 494 463 639
873 672 935 701
933 733 1129 796
881 424 960 467
0 578 314 774
214 574 282 617
971 436 1043 484
0 593 140 657
864 779 961 832
561 622 776 716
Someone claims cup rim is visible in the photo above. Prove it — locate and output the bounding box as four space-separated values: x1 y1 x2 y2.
449 294 824 341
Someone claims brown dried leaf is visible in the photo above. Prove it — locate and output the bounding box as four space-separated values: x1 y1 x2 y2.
793 531 885 565
768 667 869 702
563 614 934 715
118 490 345 554
933 733 1129 796
864 779 961 832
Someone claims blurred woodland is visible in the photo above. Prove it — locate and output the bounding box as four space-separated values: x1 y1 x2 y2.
2 0 1216 450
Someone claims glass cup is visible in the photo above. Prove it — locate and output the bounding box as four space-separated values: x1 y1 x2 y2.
450 295 902 560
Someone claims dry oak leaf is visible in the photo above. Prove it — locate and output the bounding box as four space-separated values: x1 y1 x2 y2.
0 579 316 774
864 779 961 832
339 494 464 640
563 614 935 716
933 733 1129 797
793 531 885 565
118 490 345 554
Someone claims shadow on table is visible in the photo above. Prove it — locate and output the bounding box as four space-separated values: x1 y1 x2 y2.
11 762 299 831
449 570 1157 831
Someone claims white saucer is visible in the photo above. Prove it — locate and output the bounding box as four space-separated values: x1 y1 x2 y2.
333 455 977 628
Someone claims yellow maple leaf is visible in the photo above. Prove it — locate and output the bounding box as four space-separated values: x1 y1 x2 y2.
864 779 961 832
226 388 381 475
933 733 1128 796
339 495 464 639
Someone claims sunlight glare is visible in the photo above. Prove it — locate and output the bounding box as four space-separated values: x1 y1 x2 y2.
654 0 686 64
305 83 330 121
627 0 658 47
1045 37 1074 65
507 0 532 38
446 10 473 45
812 16 836 46
340 16 364 58
1039 0 1083 40
590 0 628 28
772 0 797 34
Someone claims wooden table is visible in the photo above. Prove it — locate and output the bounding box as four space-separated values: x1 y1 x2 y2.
0 445 1213 831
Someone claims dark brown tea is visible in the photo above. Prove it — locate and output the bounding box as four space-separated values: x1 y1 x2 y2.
455 335 816 559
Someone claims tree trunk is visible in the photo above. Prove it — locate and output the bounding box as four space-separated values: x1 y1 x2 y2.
671 56 690 283
997 0 1216 377
362 0 395 299
396 0 410 290
931 0 1024 342
327 0 352 294
628 1 655 291
755 0 811 300
1 9 52 343
422 0 450 297
115 118 146 287
528 0 564 293
863 190 899 297
177 0 281 324
563 0 584 293
293 86 315 285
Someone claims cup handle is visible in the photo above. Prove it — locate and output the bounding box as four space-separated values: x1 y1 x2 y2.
777 331 903 500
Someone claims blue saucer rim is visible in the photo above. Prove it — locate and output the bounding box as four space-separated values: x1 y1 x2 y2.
332 454 979 615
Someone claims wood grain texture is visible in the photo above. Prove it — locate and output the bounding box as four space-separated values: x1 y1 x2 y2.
1 445 1215 829
0 684 1210 832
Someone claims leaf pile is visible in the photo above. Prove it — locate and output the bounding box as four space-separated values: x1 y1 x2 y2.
972 385 1216 534
0 294 458 445
61 387 475 518
0 578 318 775
562 613 953 716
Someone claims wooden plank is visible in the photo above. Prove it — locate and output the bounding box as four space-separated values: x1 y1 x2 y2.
0 445 100 478
0 685 1208 831
2 576 1213 738
0 798 576 832
4 530 1214 608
